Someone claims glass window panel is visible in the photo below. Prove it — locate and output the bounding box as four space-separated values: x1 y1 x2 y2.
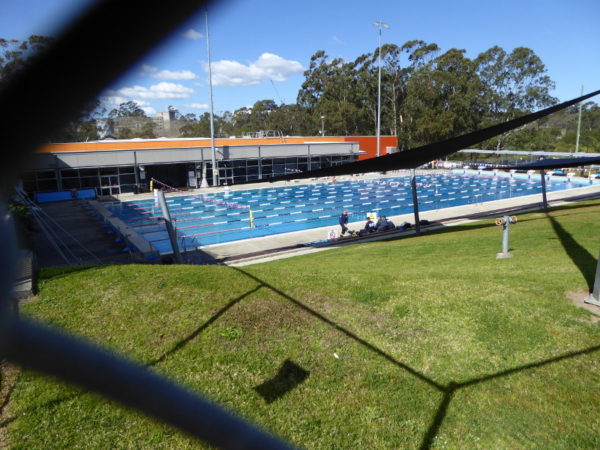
37 180 58 191
37 170 56 179
79 168 98 177
99 167 118 175
119 174 135 184
60 169 78 178
80 178 99 188
62 178 80 189
118 166 134 174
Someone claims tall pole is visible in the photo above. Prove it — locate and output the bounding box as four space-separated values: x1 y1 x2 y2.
585 249 600 306
157 189 182 263
575 85 584 153
410 169 421 236
373 21 389 158
320 116 325 137
206 9 218 186
540 169 548 210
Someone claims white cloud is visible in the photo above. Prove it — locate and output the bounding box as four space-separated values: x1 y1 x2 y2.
184 103 209 109
153 69 198 80
183 28 202 40
116 82 195 99
332 36 344 44
141 106 156 116
209 53 304 87
99 95 157 115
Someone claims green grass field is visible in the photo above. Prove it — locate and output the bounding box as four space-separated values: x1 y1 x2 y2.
4 201 600 448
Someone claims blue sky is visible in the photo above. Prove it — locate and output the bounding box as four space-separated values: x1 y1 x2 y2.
2 0 599 118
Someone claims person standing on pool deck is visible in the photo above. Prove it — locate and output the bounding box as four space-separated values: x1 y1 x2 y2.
339 210 349 236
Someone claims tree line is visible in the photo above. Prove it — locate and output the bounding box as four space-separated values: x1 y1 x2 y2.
2 36 598 152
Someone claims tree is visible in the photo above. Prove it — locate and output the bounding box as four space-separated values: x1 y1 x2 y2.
475 46 557 149
0 35 54 84
136 122 157 139
108 101 147 118
117 127 133 139
179 112 212 137
399 48 485 148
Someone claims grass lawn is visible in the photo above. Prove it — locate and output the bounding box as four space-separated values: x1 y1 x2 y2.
4 200 600 448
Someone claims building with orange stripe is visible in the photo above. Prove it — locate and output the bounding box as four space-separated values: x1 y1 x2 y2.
24 135 397 195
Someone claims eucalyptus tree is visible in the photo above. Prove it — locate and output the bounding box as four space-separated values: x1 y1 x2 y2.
400 48 485 148
475 46 557 149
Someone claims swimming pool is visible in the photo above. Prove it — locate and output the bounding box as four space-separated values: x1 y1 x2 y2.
103 172 596 254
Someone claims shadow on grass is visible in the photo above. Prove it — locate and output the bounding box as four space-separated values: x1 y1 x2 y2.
229 267 600 449
254 359 310 404
547 214 597 290
230 267 444 391
419 344 600 449
147 284 265 367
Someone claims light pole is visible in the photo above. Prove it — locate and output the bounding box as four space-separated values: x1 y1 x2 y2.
575 85 584 153
373 21 390 158
205 9 218 186
320 115 325 137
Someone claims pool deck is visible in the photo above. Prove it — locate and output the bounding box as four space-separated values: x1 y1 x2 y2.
109 172 600 267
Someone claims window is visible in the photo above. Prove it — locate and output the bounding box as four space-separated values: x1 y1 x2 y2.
61 169 78 178
100 167 118 175
79 168 98 177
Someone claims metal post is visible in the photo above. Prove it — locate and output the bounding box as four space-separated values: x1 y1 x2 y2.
258 146 262 180
502 216 510 254
376 26 382 158
496 216 515 259
373 21 389 158
320 116 325 137
540 169 548 210
410 169 421 236
585 250 600 306
133 151 139 192
205 9 218 187
157 190 182 263
575 85 584 153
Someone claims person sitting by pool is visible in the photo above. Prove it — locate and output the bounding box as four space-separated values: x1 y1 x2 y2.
358 216 375 236
384 218 396 230
374 216 388 232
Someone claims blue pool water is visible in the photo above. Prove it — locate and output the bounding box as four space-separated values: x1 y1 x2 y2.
103 172 595 254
